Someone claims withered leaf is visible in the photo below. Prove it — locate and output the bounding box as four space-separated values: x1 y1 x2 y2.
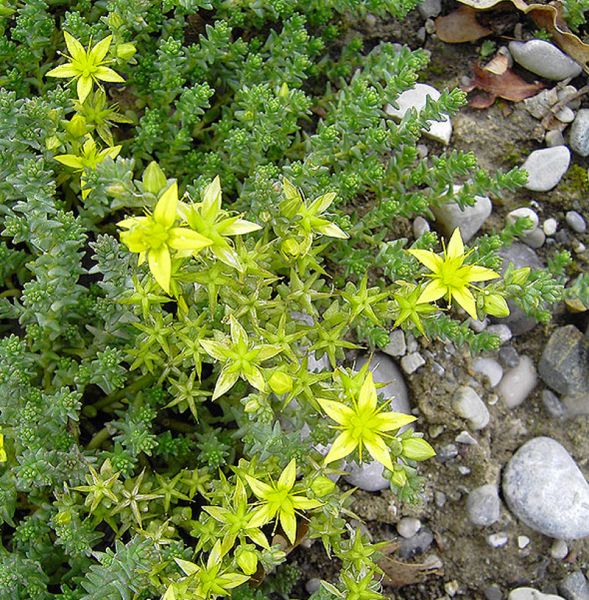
457 0 589 71
462 62 545 107
379 543 443 588
435 5 493 43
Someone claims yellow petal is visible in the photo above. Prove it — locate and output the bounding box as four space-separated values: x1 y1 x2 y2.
372 411 417 432
316 222 349 239
244 475 273 500
222 218 262 236
64 32 86 61
46 63 78 78
309 191 336 214
147 245 171 294
408 249 444 272
278 459 296 490
244 365 266 392
54 154 84 170
357 372 377 413
167 228 212 252
77 76 93 103
212 368 239 400
363 435 395 471
446 228 464 259
154 182 178 228
202 175 222 220
417 279 446 304
94 66 124 83
279 509 297 544
90 35 112 63
452 286 477 319
324 431 357 465
466 265 500 283
317 398 354 425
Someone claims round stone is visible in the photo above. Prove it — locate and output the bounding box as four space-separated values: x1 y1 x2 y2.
543 218 558 236
452 386 490 430
522 146 570 192
502 437 589 539
466 484 501 526
509 589 565 600
397 517 422 538
566 210 586 233
474 357 504 388
508 40 583 80
497 356 537 409
507 207 539 233
569 109 589 157
550 539 568 560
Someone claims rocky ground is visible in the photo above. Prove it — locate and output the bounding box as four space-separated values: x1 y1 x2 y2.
292 2 589 599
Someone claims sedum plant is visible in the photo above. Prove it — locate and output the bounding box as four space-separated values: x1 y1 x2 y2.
0 2 567 599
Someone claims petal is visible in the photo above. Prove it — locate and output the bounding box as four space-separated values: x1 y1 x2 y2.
54 154 84 170
222 218 262 236
147 245 171 294
452 286 477 319
364 435 395 472
291 496 322 510
372 411 416 432
324 431 357 465
202 175 222 220
279 509 297 544
244 475 273 500
244 365 265 392
174 558 199 577
64 32 86 61
446 228 464 259
247 505 273 528
316 222 349 239
90 35 112 63
94 66 125 83
309 191 336 214
317 398 354 425
212 368 239 400
77 76 93 103
466 265 500 283
407 249 444 272
278 459 296 490
101 145 122 160
357 372 377 413
46 64 78 78
167 228 212 252
117 216 146 229
154 182 178 228
417 279 447 304
213 246 242 270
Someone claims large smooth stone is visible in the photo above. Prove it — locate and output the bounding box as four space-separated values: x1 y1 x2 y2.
522 146 570 192
502 437 589 539
385 83 452 145
509 589 564 600
509 40 582 80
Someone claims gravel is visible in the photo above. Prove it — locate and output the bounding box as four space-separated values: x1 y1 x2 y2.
549 540 568 560
509 589 565 600
473 357 503 388
382 329 406 358
569 109 589 157
401 351 425 374
559 571 589 600
432 187 492 242
452 386 490 430
508 40 583 80
502 437 589 539
344 460 389 492
397 516 422 538
466 484 501 526
565 210 587 233
521 146 571 192
497 355 537 408
543 218 558 236
487 532 509 548
397 528 434 558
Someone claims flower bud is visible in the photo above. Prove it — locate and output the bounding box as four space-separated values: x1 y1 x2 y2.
511 267 530 286
142 161 167 195
45 135 61 151
483 293 510 318
244 397 261 413
402 437 436 461
280 238 301 258
268 371 293 395
310 475 336 497
65 114 87 138
116 42 137 61
390 468 407 488
236 547 258 575
278 82 289 97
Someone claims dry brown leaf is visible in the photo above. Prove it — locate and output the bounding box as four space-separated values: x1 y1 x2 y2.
462 62 545 107
484 51 510 75
456 0 589 71
435 5 493 43
379 544 443 588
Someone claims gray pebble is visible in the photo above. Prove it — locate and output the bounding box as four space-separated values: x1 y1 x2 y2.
487 532 509 548
485 585 504 600
543 218 558 236
356 352 410 413
305 578 322 594
522 146 571 192
509 40 583 80
498 356 537 408
509 589 565 600
499 346 520 368
344 460 389 492
469 317 489 333
438 444 459 462
435 491 447 507
474 357 504 388
413 216 430 238
546 130 566 147
541 389 566 418
453 386 490 429
555 106 575 123
418 0 442 19
455 430 478 445
458 465 472 475
569 109 589 157
398 528 434 559
487 324 513 344
383 329 407 358
401 351 425 374
524 228 546 249
559 571 589 600
550 539 568 560
566 210 586 233
466 484 501 526
397 517 422 538
502 437 589 539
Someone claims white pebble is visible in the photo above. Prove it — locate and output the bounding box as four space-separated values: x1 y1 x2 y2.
413 216 430 238
543 218 558 236
486 324 512 344
455 430 478 445
518 535 531 549
498 356 537 408
397 517 422 539
487 532 509 548
474 357 504 388
566 210 586 233
550 539 568 560
507 207 539 233
453 386 490 430
522 146 570 192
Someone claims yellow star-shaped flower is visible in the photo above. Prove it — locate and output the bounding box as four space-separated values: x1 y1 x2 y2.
47 33 124 103
408 228 500 320
318 372 416 472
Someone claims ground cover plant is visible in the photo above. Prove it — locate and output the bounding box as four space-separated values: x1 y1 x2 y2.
0 1 571 598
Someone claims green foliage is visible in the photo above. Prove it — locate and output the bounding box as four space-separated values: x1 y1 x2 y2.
0 1 567 599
